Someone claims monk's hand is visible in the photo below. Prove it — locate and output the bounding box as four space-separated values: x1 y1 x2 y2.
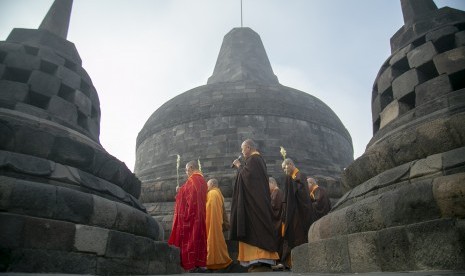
232 159 241 168
176 185 180 193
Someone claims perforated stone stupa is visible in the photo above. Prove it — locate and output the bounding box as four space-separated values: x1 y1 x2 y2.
0 0 181 274
293 0 465 273
136 27 354 238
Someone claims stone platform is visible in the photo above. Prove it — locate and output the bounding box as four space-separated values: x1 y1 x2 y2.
1 269 464 276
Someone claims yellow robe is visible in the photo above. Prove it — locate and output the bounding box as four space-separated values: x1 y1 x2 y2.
206 187 233 270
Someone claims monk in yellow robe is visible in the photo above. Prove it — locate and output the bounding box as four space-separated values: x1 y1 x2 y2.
206 178 233 270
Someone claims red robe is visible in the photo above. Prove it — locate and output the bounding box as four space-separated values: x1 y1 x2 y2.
168 172 208 271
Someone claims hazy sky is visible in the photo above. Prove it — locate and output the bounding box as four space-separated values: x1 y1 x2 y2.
1 0 465 171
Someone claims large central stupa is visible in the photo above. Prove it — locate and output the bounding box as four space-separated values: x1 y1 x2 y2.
135 27 354 238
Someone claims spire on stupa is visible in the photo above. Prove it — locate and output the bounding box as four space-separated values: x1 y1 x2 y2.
39 0 73 39
207 27 279 85
400 0 438 25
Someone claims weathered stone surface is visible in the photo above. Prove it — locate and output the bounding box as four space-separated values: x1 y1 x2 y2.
8 179 57 218
390 43 414 66
407 41 437 68
325 236 350 272
434 46 465 75
407 219 465 270
0 213 24 248
55 186 93 224
392 68 426 100
8 248 96 274
47 95 78 124
28 70 61 97
409 152 442 179
74 224 109 255
415 74 453 105
456 30 465 47
346 195 384 234
381 179 441 228
22 215 75 251
432 173 465 218
379 100 411 128
0 80 28 102
348 231 380 272
56 65 81 88
90 194 117 228
96 257 148 275
290 243 309 273
376 225 413 271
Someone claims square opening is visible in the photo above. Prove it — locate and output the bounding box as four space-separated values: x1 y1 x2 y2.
449 70 465 90
398 92 416 112
417 60 439 80
433 34 456 53
24 45 39 56
3 67 31 83
64 59 77 72
26 91 50 109
80 80 91 97
58 83 75 102
77 110 89 131
40 60 58 74
380 87 393 110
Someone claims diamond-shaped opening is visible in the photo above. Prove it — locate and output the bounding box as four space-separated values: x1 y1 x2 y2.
58 83 74 102
449 69 465 90
417 60 439 80
371 87 378 103
80 80 91 97
24 45 39 56
40 60 58 74
455 23 465 31
433 34 456 53
26 91 50 109
373 117 380 135
0 50 6 63
380 87 393 110
64 59 77 72
91 105 100 120
391 56 410 73
412 36 426 48
398 92 415 112
3 67 31 83
77 110 89 131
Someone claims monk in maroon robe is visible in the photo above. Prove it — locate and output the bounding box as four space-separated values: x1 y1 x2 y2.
281 158 315 268
168 160 208 272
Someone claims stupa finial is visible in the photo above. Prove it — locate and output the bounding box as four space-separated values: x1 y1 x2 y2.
39 0 74 38
400 0 438 25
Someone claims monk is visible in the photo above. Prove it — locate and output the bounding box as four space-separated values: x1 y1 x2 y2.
205 178 233 271
307 177 332 220
230 139 279 272
168 160 208 272
281 158 315 268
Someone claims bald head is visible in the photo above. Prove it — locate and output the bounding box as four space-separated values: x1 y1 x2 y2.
282 158 296 176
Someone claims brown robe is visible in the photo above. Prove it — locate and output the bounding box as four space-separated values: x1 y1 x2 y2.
229 153 278 252
270 187 284 232
281 170 315 262
311 186 332 220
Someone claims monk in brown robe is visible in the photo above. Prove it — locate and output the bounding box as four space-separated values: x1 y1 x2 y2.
206 178 233 271
269 177 285 269
307 177 332 220
168 161 208 272
230 139 279 272
281 158 315 268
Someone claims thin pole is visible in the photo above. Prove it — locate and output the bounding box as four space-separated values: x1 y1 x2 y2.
241 0 243 27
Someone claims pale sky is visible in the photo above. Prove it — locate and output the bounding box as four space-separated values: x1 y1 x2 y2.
1 0 464 172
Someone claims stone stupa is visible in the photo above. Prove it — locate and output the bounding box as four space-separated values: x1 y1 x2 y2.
293 0 465 273
0 0 181 274
135 27 354 239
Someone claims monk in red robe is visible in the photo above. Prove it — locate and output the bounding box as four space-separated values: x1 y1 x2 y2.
168 160 208 272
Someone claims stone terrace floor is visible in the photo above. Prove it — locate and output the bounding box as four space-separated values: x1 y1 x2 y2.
1 270 464 276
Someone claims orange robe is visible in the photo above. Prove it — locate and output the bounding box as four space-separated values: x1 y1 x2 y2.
168 172 208 271
206 187 232 270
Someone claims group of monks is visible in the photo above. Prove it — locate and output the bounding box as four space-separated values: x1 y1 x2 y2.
167 138 332 273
